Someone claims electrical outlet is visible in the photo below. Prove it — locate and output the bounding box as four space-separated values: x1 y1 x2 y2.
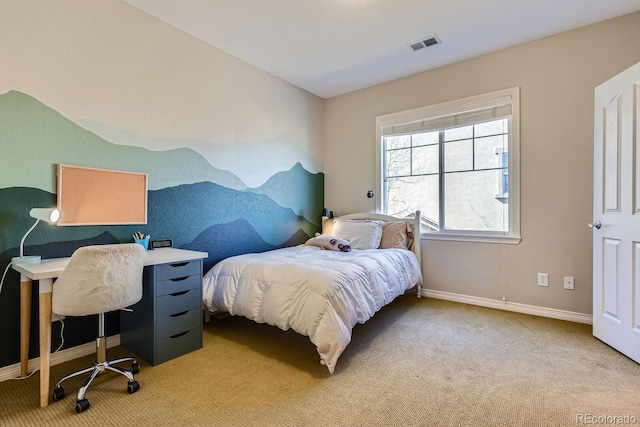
563 276 575 290
51 313 65 322
537 273 549 287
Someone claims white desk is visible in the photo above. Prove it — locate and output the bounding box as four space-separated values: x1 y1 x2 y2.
12 247 208 407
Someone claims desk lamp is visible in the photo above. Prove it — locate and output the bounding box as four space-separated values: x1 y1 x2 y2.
12 208 61 265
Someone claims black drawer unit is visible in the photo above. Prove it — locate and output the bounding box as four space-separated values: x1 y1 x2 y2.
120 259 203 365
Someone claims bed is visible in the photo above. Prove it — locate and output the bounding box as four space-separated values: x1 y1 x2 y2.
202 211 423 373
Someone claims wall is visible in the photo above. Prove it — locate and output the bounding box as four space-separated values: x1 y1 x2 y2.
324 12 640 316
0 0 324 368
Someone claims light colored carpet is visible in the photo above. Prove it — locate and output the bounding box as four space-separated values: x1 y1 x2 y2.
1 297 638 426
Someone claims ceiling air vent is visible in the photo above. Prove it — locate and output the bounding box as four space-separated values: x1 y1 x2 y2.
409 34 441 52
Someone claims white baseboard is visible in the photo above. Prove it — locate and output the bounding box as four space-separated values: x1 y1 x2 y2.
422 289 593 325
0 335 120 383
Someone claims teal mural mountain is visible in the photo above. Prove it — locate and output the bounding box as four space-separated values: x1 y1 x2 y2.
248 162 324 226
0 90 323 225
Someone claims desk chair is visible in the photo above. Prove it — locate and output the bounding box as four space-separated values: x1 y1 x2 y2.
51 243 145 413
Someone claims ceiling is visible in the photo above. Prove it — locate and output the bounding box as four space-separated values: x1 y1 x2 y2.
123 0 640 99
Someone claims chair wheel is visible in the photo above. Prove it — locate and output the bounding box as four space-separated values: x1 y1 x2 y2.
75 398 90 413
52 387 66 402
131 361 140 374
127 380 140 394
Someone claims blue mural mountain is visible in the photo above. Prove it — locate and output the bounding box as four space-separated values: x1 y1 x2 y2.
182 218 313 272
0 184 316 256
147 181 316 248
181 219 276 272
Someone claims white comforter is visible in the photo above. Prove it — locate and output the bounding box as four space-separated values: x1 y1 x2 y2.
202 245 422 373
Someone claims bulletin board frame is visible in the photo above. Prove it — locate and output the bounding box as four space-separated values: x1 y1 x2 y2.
56 164 148 226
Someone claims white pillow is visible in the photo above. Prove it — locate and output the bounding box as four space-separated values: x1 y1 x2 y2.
332 219 384 250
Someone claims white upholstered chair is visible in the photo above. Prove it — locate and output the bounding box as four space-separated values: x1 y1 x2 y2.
51 243 145 413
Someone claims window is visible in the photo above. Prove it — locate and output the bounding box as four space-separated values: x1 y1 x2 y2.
375 87 520 244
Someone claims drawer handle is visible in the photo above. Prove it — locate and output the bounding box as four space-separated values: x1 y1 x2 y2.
170 276 189 282
170 311 189 318
170 262 189 268
170 290 189 297
170 331 189 339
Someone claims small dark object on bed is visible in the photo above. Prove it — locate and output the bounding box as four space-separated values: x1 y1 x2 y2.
329 238 351 252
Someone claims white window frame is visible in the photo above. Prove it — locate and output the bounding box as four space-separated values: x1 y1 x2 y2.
375 87 521 244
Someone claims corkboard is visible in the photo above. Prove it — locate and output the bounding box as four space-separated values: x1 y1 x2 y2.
57 164 148 226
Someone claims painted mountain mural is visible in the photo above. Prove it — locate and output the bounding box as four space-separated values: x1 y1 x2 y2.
0 91 246 192
0 90 323 248
0 90 324 226
0 90 324 368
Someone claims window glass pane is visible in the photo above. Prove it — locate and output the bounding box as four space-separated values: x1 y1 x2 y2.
412 131 438 147
474 119 507 137
385 147 411 177
444 170 508 232
412 145 439 175
387 175 439 229
443 139 473 172
474 135 507 169
502 169 509 195
444 125 473 141
385 135 411 150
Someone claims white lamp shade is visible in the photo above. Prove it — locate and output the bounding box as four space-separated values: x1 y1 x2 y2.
30 208 60 224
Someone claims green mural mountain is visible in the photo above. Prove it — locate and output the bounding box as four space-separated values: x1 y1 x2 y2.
0 90 245 191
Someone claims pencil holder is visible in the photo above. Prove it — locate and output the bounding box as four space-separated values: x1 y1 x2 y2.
135 238 149 251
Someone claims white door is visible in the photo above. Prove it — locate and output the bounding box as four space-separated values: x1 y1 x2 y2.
592 61 640 363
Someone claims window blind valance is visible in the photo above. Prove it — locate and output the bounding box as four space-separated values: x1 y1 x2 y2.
381 100 512 137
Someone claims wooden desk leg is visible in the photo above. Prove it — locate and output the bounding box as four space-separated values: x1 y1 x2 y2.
39 281 53 408
20 276 32 378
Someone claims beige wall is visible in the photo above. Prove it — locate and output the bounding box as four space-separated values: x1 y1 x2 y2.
324 12 640 315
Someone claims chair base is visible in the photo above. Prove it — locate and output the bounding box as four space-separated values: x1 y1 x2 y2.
52 332 140 413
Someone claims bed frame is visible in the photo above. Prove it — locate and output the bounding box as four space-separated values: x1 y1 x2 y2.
335 210 422 297
203 210 423 327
